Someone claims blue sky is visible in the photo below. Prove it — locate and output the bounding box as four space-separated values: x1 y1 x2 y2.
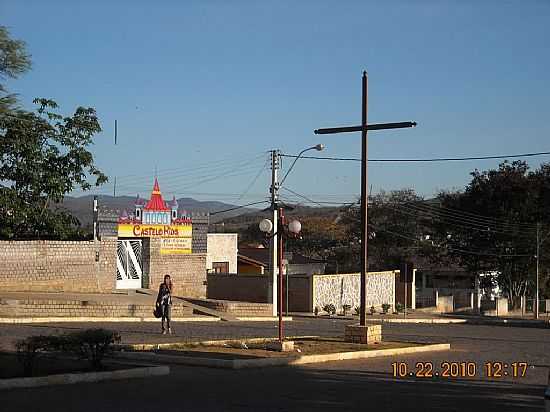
2 0 549 205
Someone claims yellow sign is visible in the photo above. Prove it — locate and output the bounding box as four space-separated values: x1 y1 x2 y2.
118 224 192 239
160 238 192 255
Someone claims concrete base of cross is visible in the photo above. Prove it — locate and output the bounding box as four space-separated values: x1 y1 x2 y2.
267 340 295 352
344 324 382 344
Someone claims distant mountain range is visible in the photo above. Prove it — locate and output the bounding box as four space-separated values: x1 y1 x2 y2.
59 195 259 227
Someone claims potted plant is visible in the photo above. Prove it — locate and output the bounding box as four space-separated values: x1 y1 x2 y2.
381 303 390 314
354 306 360 316
314 306 319 316
370 305 376 315
323 303 336 316
395 302 404 313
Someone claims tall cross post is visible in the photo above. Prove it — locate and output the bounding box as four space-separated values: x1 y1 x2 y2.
314 71 417 326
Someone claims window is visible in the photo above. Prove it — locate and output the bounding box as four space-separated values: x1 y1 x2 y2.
212 262 229 274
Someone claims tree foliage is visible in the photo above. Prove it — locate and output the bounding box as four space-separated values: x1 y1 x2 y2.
0 26 31 114
426 161 550 300
0 28 106 239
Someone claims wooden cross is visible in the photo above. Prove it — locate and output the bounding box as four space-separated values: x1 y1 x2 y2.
314 71 417 326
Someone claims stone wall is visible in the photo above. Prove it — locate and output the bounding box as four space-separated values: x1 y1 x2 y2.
312 271 397 313
207 233 237 273
0 238 116 293
145 237 206 298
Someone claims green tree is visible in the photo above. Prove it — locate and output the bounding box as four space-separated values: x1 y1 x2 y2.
427 161 550 304
332 189 428 272
0 28 106 239
0 26 31 114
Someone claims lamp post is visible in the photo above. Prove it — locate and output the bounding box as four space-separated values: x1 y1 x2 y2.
268 143 324 319
260 214 302 345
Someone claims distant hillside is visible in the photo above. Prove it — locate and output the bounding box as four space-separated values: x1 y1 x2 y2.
59 195 257 227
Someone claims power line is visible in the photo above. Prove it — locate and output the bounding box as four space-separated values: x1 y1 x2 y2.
388 203 534 239
210 200 269 216
281 187 324 207
418 201 538 229
409 202 538 231
236 159 269 202
370 224 533 258
398 203 536 233
280 151 550 163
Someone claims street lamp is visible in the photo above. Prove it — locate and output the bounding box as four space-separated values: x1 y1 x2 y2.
279 144 325 187
260 212 302 347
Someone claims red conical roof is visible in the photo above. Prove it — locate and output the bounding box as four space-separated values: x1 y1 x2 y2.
144 178 169 211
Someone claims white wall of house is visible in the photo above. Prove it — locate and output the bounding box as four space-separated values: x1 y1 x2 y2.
207 233 238 273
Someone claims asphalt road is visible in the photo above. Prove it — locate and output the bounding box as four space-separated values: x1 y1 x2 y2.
1 319 549 411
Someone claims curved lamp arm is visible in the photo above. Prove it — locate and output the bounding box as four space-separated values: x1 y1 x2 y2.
279 144 324 187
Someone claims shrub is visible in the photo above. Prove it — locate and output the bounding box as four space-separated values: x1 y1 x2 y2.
15 335 60 377
342 304 351 315
354 306 360 316
381 303 391 314
370 305 376 315
395 302 404 313
323 303 336 315
65 329 121 371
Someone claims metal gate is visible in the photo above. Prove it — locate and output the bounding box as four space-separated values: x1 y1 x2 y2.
116 240 143 289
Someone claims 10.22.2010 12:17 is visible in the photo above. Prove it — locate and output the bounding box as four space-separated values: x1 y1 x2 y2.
392 362 528 378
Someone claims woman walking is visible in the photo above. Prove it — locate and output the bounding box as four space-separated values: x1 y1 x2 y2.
156 274 173 334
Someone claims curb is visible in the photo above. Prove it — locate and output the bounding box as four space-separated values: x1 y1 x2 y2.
367 318 466 324
463 318 550 329
0 365 169 390
115 343 451 369
118 335 322 351
0 317 220 324
236 316 293 321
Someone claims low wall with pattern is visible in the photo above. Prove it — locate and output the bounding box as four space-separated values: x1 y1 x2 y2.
0 238 117 293
312 271 397 313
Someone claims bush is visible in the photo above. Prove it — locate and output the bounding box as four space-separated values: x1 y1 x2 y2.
395 302 404 313
323 303 336 315
381 303 391 314
370 305 376 315
342 304 351 315
354 306 360 316
64 329 121 371
15 335 61 377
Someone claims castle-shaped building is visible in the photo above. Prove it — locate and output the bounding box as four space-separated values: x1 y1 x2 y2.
118 178 191 226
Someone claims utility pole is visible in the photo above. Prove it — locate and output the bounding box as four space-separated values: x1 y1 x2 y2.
536 222 540 320
270 150 280 317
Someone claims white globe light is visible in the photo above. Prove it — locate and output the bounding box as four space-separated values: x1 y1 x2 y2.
259 219 273 233
288 220 302 234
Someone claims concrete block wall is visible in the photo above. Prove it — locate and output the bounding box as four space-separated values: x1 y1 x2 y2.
0 238 116 293
145 237 207 298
